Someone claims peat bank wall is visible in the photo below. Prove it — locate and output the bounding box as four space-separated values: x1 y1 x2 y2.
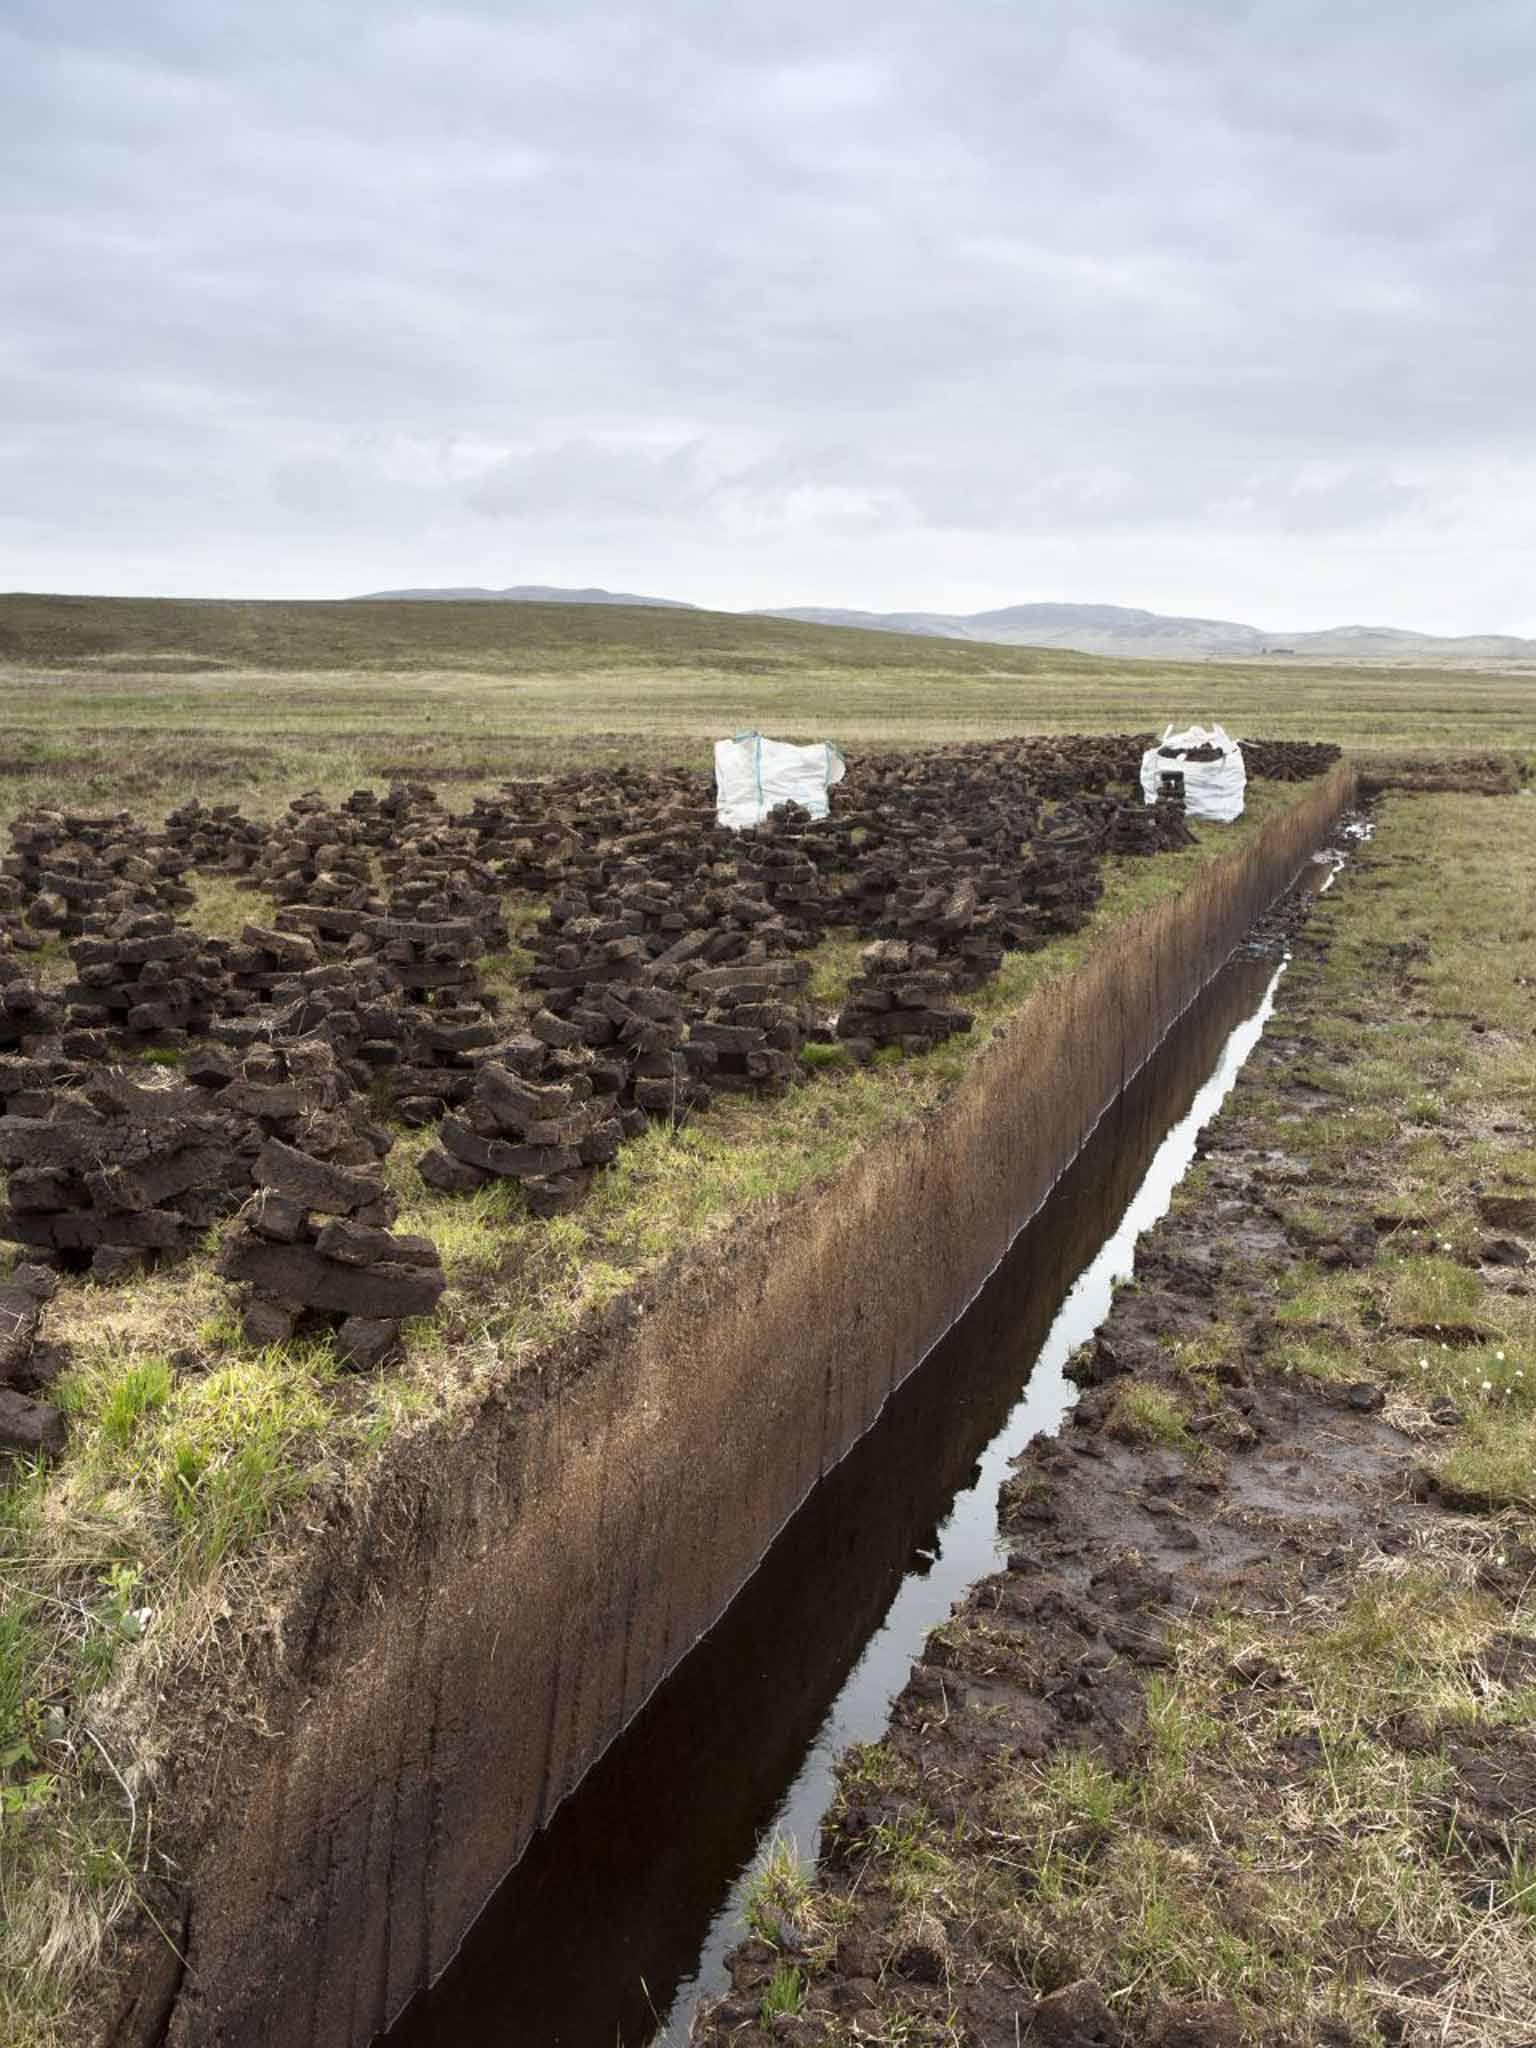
105 762 1354 2048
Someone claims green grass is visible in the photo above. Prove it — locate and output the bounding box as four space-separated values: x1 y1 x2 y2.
1435 1414 1536 1510
159 1358 333 1570
973 1572 1536 2039
1247 793 1536 1498
1110 1381 1199 1453
1 591 1532 838
758 1963 807 2022
95 1356 172 1450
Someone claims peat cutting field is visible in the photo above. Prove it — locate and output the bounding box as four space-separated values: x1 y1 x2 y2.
0 595 1531 2048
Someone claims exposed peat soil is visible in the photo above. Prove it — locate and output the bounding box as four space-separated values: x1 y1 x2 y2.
697 791 1536 2048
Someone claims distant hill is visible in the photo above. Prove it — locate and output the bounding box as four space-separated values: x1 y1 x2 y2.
354 584 695 609
759 601 1536 662
0 592 1106 679
165 582 1536 661
745 606 963 640
1274 624 1536 659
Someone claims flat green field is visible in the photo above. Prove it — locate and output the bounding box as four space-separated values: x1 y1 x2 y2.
2 595 1533 829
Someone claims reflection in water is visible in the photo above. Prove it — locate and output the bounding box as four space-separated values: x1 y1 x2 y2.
386 952 1281 2048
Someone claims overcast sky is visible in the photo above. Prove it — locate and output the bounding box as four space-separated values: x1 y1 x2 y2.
4 1 1535 630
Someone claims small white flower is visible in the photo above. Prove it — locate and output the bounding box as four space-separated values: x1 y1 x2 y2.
1481 1380 1493 1393
1496 1351 1506 1362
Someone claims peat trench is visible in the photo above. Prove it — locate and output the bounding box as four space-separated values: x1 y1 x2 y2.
380 843 1351 2048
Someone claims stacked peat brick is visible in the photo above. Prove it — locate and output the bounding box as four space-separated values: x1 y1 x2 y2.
377 828 510 951
1241 739 1341 782
218 1137 444 1366
1104 781 1196 853
683 958 812 1096
0 972 64 1059
162 798 269 874
0 973 77 1131
6 810 194 935
836 941 975 1059
0 872 48 964
1016 810 1108 935
0 1069 238 1281
0 1038 392 1282
229 904 503 1122
420 1033 633 1215
238 795 382 918
0 739 1350 1425
64 910 230 1049
363 912 485 1004
0 1264 67 1459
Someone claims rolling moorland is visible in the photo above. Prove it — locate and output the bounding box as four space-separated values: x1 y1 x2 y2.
354 585 1536 665
1 593 1534 836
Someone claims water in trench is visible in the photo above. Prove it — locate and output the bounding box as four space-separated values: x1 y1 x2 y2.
386 936 1293 2048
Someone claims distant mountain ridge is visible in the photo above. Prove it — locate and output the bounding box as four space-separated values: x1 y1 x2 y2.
349 587 1535 660
759 602 1536 660
355 584 696 609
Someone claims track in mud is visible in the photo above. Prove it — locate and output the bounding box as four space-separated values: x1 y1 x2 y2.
384 874 1327 2048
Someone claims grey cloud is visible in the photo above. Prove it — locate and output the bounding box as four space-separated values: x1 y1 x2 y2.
3 1 1536 630
463 438 712 518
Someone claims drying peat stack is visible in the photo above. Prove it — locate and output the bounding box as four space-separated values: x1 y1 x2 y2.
219 1137 445 1365
162 798 269 874
5 809 195 934
237 791 384 913
422 1049 629 1215
362 912 485 1002
64 909 229 1049
0 1070 237 1281
1241 738 1340 782
686 960 811 1096
837 940 975 1057
0 969 64 1058
0 877 49 965
0 1038 391 1283
0 1263 67 1458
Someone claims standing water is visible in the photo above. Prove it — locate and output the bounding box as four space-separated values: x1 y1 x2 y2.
386 918 1305 2048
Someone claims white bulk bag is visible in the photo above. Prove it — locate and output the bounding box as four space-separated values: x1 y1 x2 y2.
1140 723 1247 823
714 731 847 831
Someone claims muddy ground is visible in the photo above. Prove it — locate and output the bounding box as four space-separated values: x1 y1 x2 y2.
697 791 1536 2048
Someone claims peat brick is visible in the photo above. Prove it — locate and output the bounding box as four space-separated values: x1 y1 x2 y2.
218 1239 445 1318
253 1138 382 1217
0 1386 65 1458
334 1317 403 1372
312 1220 439 1269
